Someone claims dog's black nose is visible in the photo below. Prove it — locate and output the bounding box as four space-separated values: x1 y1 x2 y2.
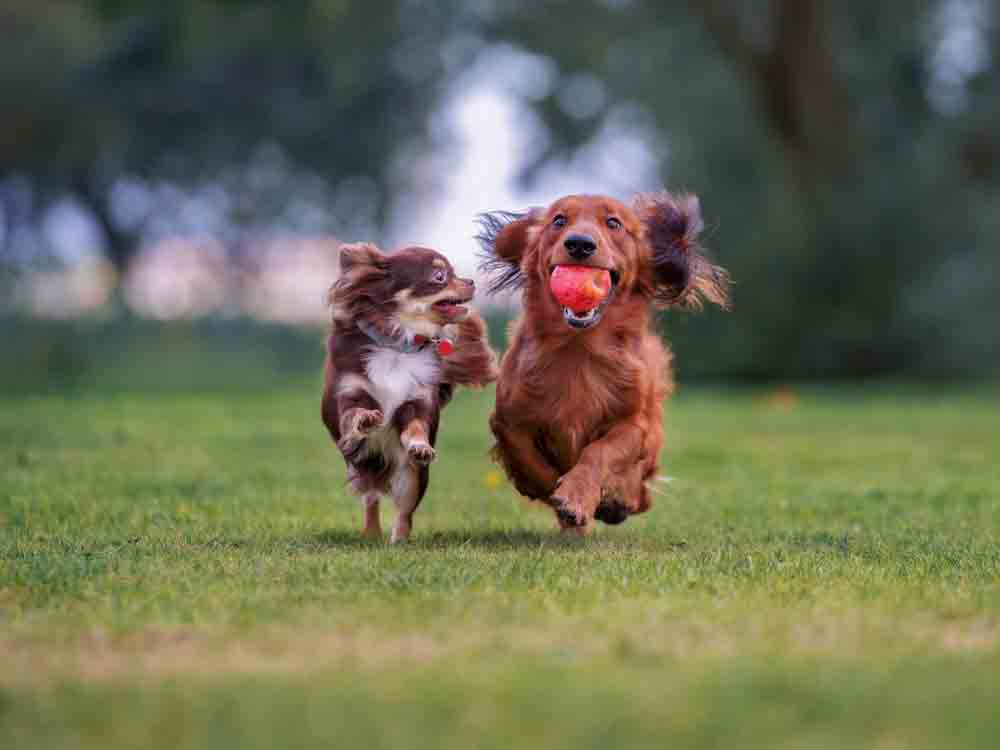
564 234 597 259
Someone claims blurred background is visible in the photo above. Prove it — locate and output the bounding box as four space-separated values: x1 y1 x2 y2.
2 0 998 391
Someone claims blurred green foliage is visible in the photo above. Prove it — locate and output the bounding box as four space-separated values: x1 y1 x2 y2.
481 1 1000 377
0 316 322 393
0 0 470 266
0 313 516 394
2 1 999 378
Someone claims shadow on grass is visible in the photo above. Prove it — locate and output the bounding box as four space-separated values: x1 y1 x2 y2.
82 528 622 557
304 527 691 553
305 527 602 551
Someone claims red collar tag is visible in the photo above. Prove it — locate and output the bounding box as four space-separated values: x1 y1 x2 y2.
436 338 454 356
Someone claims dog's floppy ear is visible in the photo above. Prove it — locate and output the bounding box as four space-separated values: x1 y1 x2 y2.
633 191 730 310
476 209 541 295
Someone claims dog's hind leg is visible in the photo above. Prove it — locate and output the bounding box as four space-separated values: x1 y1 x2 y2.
389 465 427 544
387 400 436 543
362 492 382 538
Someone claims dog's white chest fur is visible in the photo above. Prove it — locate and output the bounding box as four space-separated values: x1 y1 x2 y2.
364 346 440 420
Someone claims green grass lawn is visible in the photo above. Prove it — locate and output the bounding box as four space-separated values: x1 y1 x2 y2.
1 379 999 749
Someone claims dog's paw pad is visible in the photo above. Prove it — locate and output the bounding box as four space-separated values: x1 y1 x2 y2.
551 496 586 527
337 434 360 456
594 501 629 525
407 441 436 466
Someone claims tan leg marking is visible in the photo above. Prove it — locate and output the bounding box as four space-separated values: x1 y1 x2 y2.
400 420 435 467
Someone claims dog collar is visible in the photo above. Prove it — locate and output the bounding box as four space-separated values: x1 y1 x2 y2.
356 320 454 356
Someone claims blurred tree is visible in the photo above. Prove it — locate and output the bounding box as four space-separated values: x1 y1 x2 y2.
0 0 470 275
479 0 1000 377
3 0 997 377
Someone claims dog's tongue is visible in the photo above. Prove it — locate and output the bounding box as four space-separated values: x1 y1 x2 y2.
550 265 612 313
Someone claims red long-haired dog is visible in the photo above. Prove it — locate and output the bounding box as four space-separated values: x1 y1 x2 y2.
478 193 728 533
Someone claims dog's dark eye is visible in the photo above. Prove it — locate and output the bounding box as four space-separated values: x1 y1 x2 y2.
431 269 448 285
552 214 567 228
607 217 622 230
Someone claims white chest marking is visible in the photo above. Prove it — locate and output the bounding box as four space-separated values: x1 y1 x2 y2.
364 347 440 420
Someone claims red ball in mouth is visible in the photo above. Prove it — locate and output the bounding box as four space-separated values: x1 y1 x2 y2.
549 265 612 313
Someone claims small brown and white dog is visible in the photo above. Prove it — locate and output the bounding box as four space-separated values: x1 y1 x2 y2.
479 192 729 533
322 243 497 542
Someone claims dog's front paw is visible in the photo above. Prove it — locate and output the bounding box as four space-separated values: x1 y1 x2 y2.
551 495 588 527
337 434 365 461
594 499 629 525
406 440 436 467
353 409 383 435
338 409 384 460
550 472 600 528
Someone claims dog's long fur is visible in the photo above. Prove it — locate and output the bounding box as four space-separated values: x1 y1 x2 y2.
479 192 728 532
322 243 497 541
